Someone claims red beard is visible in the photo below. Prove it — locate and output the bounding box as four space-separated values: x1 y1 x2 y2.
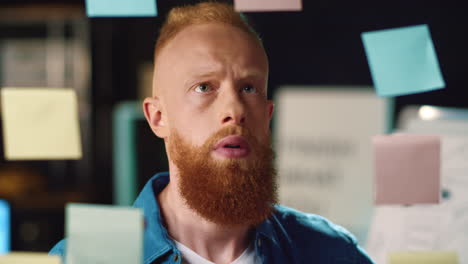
169 125 277 226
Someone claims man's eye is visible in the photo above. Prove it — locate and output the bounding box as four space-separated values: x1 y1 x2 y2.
194 83 212 93
242 85 257 93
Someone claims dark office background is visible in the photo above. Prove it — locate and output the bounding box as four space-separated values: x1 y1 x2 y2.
0 0 467 251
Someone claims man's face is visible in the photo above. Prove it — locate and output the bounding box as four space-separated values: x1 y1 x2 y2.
145 23 276 226
154 23 273 151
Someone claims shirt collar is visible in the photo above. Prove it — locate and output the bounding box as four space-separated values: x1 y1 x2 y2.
133 172 173 264
256 206 282 246
133 172 282 263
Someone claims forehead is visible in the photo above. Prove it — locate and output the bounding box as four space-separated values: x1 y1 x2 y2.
155 23 268 79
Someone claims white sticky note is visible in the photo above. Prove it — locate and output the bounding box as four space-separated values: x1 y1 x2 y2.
0 252 60 264
66 203 143 264
275 87 387 245
1 88 82 160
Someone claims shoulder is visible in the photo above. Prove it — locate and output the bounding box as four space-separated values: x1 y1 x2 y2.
273 205 356 243
270 205 374 263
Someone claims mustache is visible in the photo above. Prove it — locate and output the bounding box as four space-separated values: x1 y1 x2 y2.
204 125 254 149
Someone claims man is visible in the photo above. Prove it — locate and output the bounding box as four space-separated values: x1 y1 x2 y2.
51 2 374 263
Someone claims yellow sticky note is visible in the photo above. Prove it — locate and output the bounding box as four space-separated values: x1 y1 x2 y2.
389 251 458 264
1 88 82 160
0 252 61 264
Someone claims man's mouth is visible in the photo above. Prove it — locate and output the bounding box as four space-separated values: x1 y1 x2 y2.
213 136 250 158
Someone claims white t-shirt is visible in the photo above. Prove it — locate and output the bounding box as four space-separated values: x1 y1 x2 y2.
173 240 261 264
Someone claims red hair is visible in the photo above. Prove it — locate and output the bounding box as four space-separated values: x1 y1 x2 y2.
154 2 262 61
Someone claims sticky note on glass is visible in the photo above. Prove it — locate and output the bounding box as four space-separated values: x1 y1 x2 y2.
361 24 445 97
0 200 9 254
234 0 302 12
0 200 10 255
85 0 157 17
1 88 82 160
373 134 440 205
0 253 60 264
66 203 143 264
389 251 458 264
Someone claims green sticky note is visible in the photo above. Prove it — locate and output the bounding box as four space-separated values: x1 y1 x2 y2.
389 251 458 264
85 0 157 17
361 24 445 97
66 203 143 264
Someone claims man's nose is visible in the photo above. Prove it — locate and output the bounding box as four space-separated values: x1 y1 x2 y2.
219 86 246 126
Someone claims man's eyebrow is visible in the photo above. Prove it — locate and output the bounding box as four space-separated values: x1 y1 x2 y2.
183 67 266 87
240 69 265 80
183 70 221 87
191 70 221 79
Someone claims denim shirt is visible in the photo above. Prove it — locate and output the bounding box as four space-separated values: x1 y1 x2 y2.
50 172 374 264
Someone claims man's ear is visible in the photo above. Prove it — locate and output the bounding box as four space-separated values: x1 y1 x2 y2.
267 100 274 121
143 97 169 138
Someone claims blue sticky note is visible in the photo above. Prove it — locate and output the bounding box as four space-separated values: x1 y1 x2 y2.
0 200 10 254
85 0 157 17
361 24 445 97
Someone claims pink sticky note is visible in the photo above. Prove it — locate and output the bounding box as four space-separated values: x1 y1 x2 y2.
373 134 441 205
234 0 302 12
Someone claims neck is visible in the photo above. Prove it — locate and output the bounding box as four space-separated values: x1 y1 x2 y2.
158 169 253 264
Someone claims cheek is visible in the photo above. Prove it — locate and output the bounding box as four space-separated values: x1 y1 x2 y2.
168 111 213 146
247 100 271 130
165 92 219 144
168 95 207 123
187 90 217 110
